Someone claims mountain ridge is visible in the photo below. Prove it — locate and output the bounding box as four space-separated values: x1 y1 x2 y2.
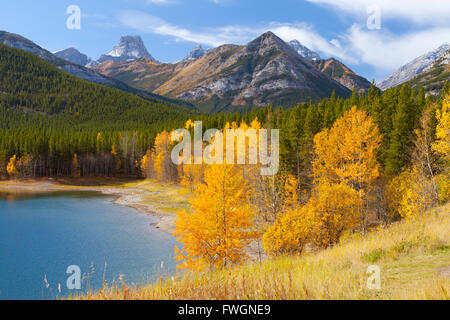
94 31 352 112
0 30 193 109
378 43 450 90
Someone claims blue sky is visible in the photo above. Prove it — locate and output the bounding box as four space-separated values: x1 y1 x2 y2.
1 0 449 82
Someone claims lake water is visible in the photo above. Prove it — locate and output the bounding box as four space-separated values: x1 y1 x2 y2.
0 191 178 300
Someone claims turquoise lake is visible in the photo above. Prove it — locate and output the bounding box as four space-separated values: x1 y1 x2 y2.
0 191 178 300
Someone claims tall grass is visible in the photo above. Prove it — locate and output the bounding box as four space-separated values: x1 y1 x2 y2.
74 204 449 300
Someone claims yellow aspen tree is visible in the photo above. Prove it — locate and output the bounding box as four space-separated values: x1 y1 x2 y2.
312 106 382 231
180 157 204 192
140 149 154 179
263 205 311 256
307 182 362 248
173 164 257 272
283 174 299 209
6 155 19 179
432 95 450 202
153 131 177 182
432 95 450 161
386 166 437 218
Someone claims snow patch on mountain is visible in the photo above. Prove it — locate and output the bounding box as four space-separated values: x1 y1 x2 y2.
378 43 450 90
288 40 321 60
97 36 157 64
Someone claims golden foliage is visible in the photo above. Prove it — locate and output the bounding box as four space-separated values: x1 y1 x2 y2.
173 164 257 272
312 106 382 191
386 166 438 218
263 206 310 256
6 154 19 178
153 131 177 182
307 182 362 248
283 174 299 209
432 95 450 161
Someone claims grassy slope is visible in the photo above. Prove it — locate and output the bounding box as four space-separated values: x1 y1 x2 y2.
76 203 449 300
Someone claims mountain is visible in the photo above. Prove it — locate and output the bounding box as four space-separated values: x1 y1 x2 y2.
94 32 351 112
378 43 450 90
0 43 194 129
406 48 450 95
97 36 157 64
54 48 92 66
181 44 207 62
0 31 192 108
288 40 320 60
312 58 372 93
0 31 124 87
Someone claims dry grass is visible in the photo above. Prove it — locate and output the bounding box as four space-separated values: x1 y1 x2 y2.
75 203 450 300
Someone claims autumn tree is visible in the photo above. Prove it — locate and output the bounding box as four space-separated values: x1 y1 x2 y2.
283 174 299 209
6 155 19 179
386 166 436 218
140 149 154 179
180 160 204 192
153 131 177 183
263 205 311 256
432 94 450 202
312 106 382 231
173 164 257 272
307 182 362 248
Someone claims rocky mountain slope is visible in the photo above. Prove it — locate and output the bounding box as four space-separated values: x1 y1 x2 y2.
378 43 450 90
406 48 450 95
97 36 157 64
54 47 92 66
94 32 351 112
312 58 372 93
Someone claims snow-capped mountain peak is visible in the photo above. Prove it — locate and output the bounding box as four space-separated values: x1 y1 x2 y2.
97 36 157 64
288 40 321 60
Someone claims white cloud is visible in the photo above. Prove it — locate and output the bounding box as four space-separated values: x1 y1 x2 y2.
341 25 450 71
306 0 450 25
118 10 261 46
267 23 357 63
118 11 351 60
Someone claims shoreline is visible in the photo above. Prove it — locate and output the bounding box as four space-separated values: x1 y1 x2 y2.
0 179 267 261
0 179 179 234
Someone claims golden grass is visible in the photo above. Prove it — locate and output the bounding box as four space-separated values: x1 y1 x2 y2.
75 203 450 300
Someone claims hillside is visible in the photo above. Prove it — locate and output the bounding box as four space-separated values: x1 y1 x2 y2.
407 49 450 95
0 31 193 108
94 32 351 112
0 43 194 130
378 43 450 91
76 204 450 300
312 58 373 94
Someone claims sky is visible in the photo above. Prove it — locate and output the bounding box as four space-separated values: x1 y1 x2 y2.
1 0 449 82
